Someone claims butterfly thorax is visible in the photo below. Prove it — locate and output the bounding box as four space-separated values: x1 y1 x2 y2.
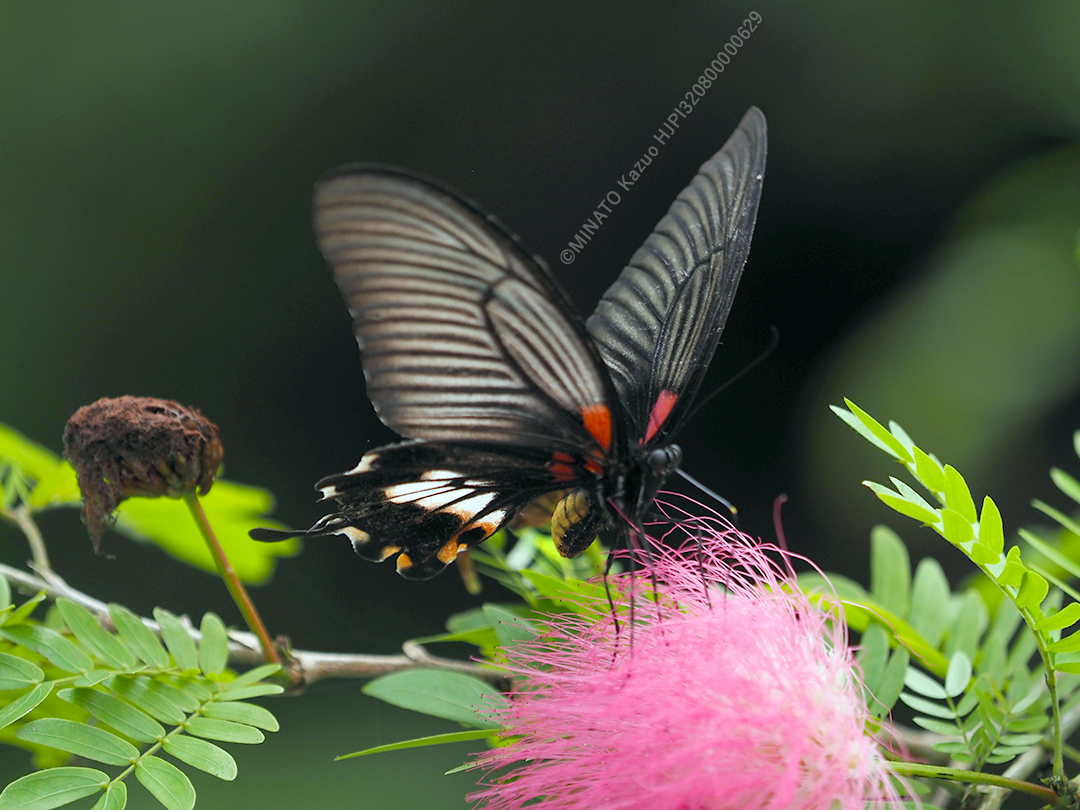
550 442 682 558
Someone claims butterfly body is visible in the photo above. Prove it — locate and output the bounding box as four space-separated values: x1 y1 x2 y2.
252 108 767 579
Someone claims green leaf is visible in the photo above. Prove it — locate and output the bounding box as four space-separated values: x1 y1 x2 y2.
1051 467 1080 506
201 701 279 731
900 692 957 719
904 668 948 700
108 676 188 725
834 401 913 463
135 756 196 810
1047 633 1080 653
16 718 139 765
363 670 506 729
944 652 972 698
58 687 165 743
858 623 888 690
223 663 280 691
1007 715 1049 733
870 527 910 617
1036 602 1080 632
482 604 537 647
912 447 946 492
912 716 965 736
75 670 115 688
876 647 910 716
153 609 198 672
115 480 298 584
1016 570 1050 609
945 592 988 662
0 423 62 483
1033 500 1080 538
0 766 107 810
0 651 45 690
0 574 10 612
0 624 93 673
907 558 950 648
520 570 609 614
163 735 237 781
999 546 1025 588
183 717 264 744
197 613 228 677
216 684 283 701
55 600 137 670
999 732 1045 746
107 604 170 669
942 465 977 522
940 508 974 546
4 591 48 627
89 782 126 810
864 484 940 524
25 461 82 510
337 729 496 760
1021 529 1080 581
978 497 1004 554
177 680 212 703
0 682 53 731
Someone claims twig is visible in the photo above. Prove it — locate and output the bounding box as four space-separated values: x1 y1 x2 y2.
4 505 54 578
183 492 279 666
0 561 506 687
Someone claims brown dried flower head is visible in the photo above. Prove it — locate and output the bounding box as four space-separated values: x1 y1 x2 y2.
63 396 224 550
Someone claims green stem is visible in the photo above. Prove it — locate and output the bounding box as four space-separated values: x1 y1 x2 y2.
183 492 279 665
1045 657 1065 777
1059 741 1080 766
890 762 1057 801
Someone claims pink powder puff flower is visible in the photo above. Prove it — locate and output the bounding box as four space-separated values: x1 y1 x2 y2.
471 496 901 810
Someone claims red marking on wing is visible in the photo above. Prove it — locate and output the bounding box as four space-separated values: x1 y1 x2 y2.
549 461 577 482
552 451 576 464
644 390 679 442
580 403 613 452
583 458 604 476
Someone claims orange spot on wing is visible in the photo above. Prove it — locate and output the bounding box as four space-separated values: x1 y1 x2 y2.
644 390 679 442
580 403 613 451
552 451 576 464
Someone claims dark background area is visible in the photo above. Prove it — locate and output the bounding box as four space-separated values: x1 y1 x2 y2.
2 2 1078 807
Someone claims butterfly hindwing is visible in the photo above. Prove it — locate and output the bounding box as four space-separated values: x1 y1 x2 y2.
313 167 620 457
307 441 603 579
586 106 767 445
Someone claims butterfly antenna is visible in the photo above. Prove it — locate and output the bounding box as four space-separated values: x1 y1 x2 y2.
676 467 738 522
680 325 779 428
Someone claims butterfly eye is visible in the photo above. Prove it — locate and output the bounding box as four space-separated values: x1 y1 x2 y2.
647 445 682 475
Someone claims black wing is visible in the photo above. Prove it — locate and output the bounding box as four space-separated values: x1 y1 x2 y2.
314 166 620 458
586 107 767 445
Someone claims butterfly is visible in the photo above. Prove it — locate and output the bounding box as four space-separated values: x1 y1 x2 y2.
251 107 767 580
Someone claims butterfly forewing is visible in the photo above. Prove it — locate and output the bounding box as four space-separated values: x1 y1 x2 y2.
314 168 619 456
586 106 767 444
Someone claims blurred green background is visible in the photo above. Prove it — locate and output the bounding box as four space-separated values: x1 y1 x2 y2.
2 2 1079 807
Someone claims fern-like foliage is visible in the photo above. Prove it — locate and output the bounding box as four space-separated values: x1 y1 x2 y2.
0 574 281 810
835 400 1080 784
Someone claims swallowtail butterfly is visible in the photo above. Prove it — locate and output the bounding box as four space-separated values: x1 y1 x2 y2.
252 107 767 579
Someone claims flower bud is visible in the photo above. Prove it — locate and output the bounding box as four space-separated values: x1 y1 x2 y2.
63 396 223 550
